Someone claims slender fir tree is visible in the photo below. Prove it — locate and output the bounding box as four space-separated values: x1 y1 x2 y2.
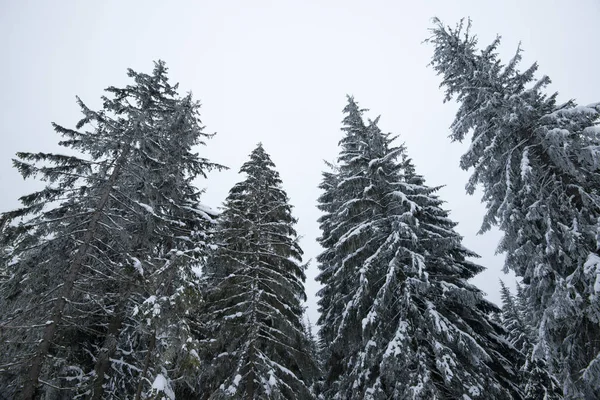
316 99 370 394
198 144 318 399
0 61 224 399
500 281 562 399
428 19 600 398
317 97 522 399
500 281 532 354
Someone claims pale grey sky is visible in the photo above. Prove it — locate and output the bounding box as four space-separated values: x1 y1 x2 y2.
1 0 599 325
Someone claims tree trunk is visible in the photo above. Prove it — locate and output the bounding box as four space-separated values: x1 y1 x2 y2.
88 258 141 400
87 304 125 400
245 271 259 399
22 143 132 400
245 353 255 400
133 258 177 400
134 329 156 400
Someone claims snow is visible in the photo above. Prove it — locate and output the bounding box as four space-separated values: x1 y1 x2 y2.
269 358 298 379
131 257 143 276
225 374 243 394
383 321 409 358
468 385 482 396
141 295 161 319
549 103 600 118
267 372 277 394
233 374 242 385
391 190 418 213
184 203 218 222
427 302 452 339
440 281 459 297
151 374 175 400
337 221 374 246
135 201 155 215
109 357 142 372
436 353 456 382
583 125 600 135
520 148 532 180
141 149 166 165
583 253 600 298
368 158 380 168
7 256 20 266
192 265 203 278
224 311 244 320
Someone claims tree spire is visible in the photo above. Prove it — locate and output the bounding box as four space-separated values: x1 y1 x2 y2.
429 19 600 398
199 144 318 399
317 97 521 399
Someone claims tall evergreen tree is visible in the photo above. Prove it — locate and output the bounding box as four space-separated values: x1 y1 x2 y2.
317 97 521 399
500 281 532 354
304 318 322 377
500 282 562 399
428 19 600 398
0 61 224 399
198 144 318 399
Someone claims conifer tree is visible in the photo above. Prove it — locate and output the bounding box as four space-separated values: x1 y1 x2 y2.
500 282 562 399
0 61 224 399
428 19 600 398
500 281 531 354
304 318 322 375
317 97 522 399
198 144 318 399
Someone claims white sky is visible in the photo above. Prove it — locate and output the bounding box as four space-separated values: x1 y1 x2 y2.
1 0 599 325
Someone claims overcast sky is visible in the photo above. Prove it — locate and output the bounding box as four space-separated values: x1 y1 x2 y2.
2 0 599 325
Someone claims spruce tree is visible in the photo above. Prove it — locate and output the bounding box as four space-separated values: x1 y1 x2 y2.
428 19 600 398
500 282 562 399
317 97 521 399
0 61 224 399
316 99 370 394
198 144 318 399
499 281 531 354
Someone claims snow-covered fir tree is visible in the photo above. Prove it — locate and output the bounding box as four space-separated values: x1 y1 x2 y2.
304 318 322 374
499 281 532 355
500 282 562 399
428 19 600 398
198 144 318 399
316 96 522 399
0 61 224 399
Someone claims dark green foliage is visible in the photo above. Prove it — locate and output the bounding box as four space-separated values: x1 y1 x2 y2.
428 18 600 398
317 97 522 399
198 144 318 399
0 61 224 399
499 281 562 399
